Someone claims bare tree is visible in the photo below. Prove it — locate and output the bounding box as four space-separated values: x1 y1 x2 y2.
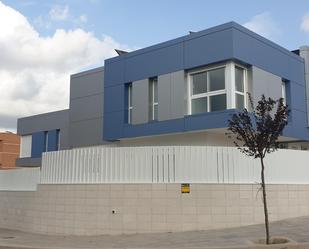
226 94 289 244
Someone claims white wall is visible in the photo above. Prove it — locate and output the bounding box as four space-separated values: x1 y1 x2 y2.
41 145 309 185
0 168 39 191
20 135 32 158
119 130 232 147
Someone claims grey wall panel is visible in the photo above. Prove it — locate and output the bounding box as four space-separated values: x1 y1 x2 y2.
70 67 104 99
132 79 149 124
59 126 70 149
171 71 185 119
69 67 109 147
158 71 185 121
158 74 171 121
70 94 103 122
16 157 41 167
17 110 69 135
251 66 282 105
300 46 309 126
69 118 105 147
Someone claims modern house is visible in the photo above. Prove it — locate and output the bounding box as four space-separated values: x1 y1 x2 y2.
0 132 20 169
16 21 309 167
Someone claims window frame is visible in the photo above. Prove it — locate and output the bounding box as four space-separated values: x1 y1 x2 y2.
234 64 247 110
188 64 227 115
149 77 158 121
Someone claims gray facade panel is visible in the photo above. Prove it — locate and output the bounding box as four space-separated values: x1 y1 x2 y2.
171 71 185 119
158 71 185 121
300 46 309 126
69 118 105 147
70 67 104 99
69 67 108 148
158 74 171 121
251 66 282 105
132 79 149 124
16 157 41 167
70 94 103 123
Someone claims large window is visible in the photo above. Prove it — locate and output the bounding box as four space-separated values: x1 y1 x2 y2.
190 66 226 115
149 77 158 121
128 83 133 124
188 62 247 115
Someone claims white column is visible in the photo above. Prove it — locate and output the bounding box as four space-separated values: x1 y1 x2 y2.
226 62 235 109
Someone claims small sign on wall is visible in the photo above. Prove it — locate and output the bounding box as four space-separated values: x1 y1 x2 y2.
181 183 190 194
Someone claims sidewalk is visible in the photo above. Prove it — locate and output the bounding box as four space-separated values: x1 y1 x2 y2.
0 216 309 249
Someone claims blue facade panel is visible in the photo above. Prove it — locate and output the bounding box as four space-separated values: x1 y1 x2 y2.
125 43 184 82
184 28 233 69
103 22 309 141
31 131 46 158
47 130 59 152
104 85 125 113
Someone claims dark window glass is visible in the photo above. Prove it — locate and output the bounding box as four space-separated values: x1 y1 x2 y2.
192 72 207 95
208 68 225 91
235 66 244 92
192 97 207 114
209 94 226 111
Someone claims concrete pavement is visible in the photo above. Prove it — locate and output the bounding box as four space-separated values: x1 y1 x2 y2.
0 216 309 249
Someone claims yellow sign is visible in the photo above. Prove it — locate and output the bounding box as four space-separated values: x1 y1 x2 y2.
181 183 190 194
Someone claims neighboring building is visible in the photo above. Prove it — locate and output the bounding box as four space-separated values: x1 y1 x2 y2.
0 132 20 169
16 22 309 167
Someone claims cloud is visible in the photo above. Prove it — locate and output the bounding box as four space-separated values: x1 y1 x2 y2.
0 1 129 131
243 12 280 40
49 5 69 21
301 13 309 32
79 15 87 23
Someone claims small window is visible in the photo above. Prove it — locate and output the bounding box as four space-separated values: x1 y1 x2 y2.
282 81 286 105
192 71 207 95
44 131 48 152
235 66 246 109
56 129 60 151
209 94 226 112
208 67 225 91
192 97 207 114
128 84 133 124
149 78 158 121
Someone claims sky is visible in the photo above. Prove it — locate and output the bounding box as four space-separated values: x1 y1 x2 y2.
1 0 309 132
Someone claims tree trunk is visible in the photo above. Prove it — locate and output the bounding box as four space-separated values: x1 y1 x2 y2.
260 157 270 244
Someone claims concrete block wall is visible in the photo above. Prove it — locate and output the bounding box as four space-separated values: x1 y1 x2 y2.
0 183 308 236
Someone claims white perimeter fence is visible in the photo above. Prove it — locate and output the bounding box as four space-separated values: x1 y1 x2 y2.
40 146 309 184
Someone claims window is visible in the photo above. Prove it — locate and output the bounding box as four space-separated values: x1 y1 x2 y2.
189 66 226 114
44 131 48 152
188 62 248 115
149 77 158 121
128 84 133 124
56 129 60 151
235 66 246 109
281 81 286 105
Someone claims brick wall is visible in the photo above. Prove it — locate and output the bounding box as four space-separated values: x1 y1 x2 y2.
0 133 20 168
